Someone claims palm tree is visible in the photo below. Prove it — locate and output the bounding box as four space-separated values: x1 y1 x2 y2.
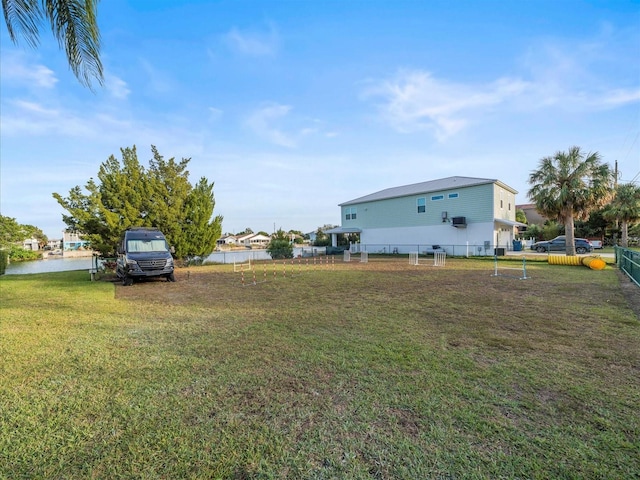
603 183 640 248
528 146 614 256
2 0 103 89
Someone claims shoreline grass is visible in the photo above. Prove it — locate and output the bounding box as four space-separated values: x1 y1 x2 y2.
1 259 638 478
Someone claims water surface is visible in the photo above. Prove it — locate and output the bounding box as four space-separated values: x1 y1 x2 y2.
5 257 94 275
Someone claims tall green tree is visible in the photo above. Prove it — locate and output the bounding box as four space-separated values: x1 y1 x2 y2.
602 183 640 248
2 0 103 88
53 147 147 254
528 146 613 256
53 145 223 257
313 226 330 247
0 215 23 246
0 215 47 247
145 146 192 255
181 177 223 257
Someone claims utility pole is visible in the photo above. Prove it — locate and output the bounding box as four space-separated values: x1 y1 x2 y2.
613 160 619 246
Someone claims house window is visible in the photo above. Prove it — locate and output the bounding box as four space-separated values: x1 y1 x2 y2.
345 207 357 220
448 193 459 199
417 197 426 213
431 195 444 201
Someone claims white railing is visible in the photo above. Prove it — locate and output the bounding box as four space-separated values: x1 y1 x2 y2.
352 243 516 257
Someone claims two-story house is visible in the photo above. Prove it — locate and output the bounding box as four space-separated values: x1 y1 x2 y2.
327 176 524 256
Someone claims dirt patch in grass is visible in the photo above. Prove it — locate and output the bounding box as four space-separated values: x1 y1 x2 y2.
113 257 640 322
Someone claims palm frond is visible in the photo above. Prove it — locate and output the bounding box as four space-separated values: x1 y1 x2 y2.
2 0 44 48
3 0 103 89
44 0 103 89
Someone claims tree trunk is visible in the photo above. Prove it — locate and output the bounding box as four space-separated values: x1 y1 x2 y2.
565 211 577 256
621 220 629 248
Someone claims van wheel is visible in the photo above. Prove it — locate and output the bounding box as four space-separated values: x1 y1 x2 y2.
123 276 133 286
167 273 176 282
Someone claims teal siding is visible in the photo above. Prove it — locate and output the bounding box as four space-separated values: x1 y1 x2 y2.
342 183 497 228
494 184 517 221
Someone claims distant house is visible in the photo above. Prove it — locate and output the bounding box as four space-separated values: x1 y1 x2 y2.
216 234 237 247
22 238 40 251
236 233 271 249
246 234 271 248
307 231 318 243
327 176 525 255
63 231 90 251
47 239 63 250
516 203 548 226
235 233 255 246
307 229 332 244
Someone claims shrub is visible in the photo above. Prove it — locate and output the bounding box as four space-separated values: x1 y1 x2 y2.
0 250 7 275
9 246 39 262
267 229 293 259
267 239 293 259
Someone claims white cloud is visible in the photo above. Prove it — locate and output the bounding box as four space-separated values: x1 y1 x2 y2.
139 59 174 93
208 107 223 121
517 28 640 110
244 104 339 147
0 51 58 88
105 74 131 99
11 100 58 116
245 103 296 147
363 28 640 141
0 99 98 137
363 70 529 141
598 89 640 107
223 24 279 56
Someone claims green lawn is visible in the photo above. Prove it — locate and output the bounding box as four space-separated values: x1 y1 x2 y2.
1 257 638 479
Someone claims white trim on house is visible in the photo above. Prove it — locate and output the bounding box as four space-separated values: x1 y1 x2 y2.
494 218 527 228
324 227 362 234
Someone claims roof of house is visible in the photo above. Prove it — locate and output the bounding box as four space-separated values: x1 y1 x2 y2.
236 233 254 242
325 227 362 234
340 176 517 206
248 234 271 241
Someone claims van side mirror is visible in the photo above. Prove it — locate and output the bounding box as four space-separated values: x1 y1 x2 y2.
170 246 175 254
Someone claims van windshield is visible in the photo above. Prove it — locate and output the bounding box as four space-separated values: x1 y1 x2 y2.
127 239 168 253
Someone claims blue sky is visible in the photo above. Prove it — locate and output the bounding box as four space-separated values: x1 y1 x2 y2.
1 0 639 239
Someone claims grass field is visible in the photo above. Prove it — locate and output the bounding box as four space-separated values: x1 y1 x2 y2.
1 256 638 479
